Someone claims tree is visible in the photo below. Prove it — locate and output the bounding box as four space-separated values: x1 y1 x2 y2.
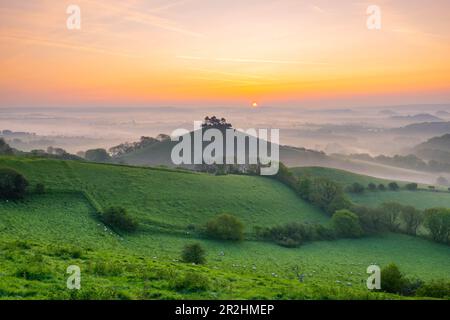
352 205 386 234
368 183 377 191
0 168 29 199
378 184 386 191
388 182 400 191
331 210 363 238
101 207 138 232
348 182 365 193
401 206 423 235
201 116 232 130
85 149 111 163
381 202 402 231
405 183 418 191
297 177 312 199
181 243 206 264
0 138 14 155
308 178 346 215
424 208 450 244
381 263 406 294
205 214 244 241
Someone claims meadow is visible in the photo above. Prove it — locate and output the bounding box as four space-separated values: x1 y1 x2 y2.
0 156 449 299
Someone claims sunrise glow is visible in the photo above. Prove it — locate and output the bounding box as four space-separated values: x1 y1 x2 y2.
0 0 449 108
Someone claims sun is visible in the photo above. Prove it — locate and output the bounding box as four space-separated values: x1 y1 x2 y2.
252 102 258 108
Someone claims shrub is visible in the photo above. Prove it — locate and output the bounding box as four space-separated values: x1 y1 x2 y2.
0 138 14 155
308 178 347 215
380 263 406 294
416 280 450 299
101 207 138 232
85 148 111 162
35 183 45 194
205 214 244 241
378 184 386 191
401 206 423 236
171 272 210 292
257 223 333 247
368 183 377 191
388 182 400 191
381 202 403 231
405 183 418 191
181 243 206 264
331 210 363 238
261 223 312 247
347 182 365 194
424 208 450 244
352 205 387 234
0 168 29 199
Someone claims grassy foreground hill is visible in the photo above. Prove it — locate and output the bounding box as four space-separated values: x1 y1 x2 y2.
0 156 449 299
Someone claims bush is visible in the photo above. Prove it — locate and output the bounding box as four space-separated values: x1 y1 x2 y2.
368 183 377 191
171 272 210 292
308 178 347 215
181 243 206 264
405 183 418 191
401 206 423 235
85 149 111 162
380 263 406 294
35 183 45 194
378 184 386 191
0 138 14 155
347 182 365 194
331 210 363 238
205 214 244 241
0 168 29 199
101 207 138 232
257 223 334 247
424 208 450 244
259 223 312 247
381 202 402 231
352 205 387 234
416 280 450 299
388 182 400 191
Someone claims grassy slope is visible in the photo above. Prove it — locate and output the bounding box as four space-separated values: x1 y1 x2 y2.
292 166 450 209
0 157 449 299
0 157 327 228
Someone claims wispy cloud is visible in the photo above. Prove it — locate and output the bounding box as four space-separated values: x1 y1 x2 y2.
177 55 330 65
0 32 141 58
84 0 204 37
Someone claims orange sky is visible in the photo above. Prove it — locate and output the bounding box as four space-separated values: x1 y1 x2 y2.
0 0 449 108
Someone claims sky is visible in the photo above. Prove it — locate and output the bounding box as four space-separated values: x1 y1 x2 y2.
0 0 449 108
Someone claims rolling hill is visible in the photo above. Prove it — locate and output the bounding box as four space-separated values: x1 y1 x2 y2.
413 133 450 162
0 156 449 299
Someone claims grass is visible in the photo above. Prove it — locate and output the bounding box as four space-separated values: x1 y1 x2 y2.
0 156 449 300
292 166 450 209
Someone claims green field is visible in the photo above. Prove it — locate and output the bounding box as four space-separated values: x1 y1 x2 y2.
292 166 450 210
0 157 449 299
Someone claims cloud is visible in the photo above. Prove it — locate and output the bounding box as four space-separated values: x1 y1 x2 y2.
176 55 330 65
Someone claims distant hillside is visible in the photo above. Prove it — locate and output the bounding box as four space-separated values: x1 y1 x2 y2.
389 113 443 123
110 130 443 185
413 134 450 162
390 121 450 136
